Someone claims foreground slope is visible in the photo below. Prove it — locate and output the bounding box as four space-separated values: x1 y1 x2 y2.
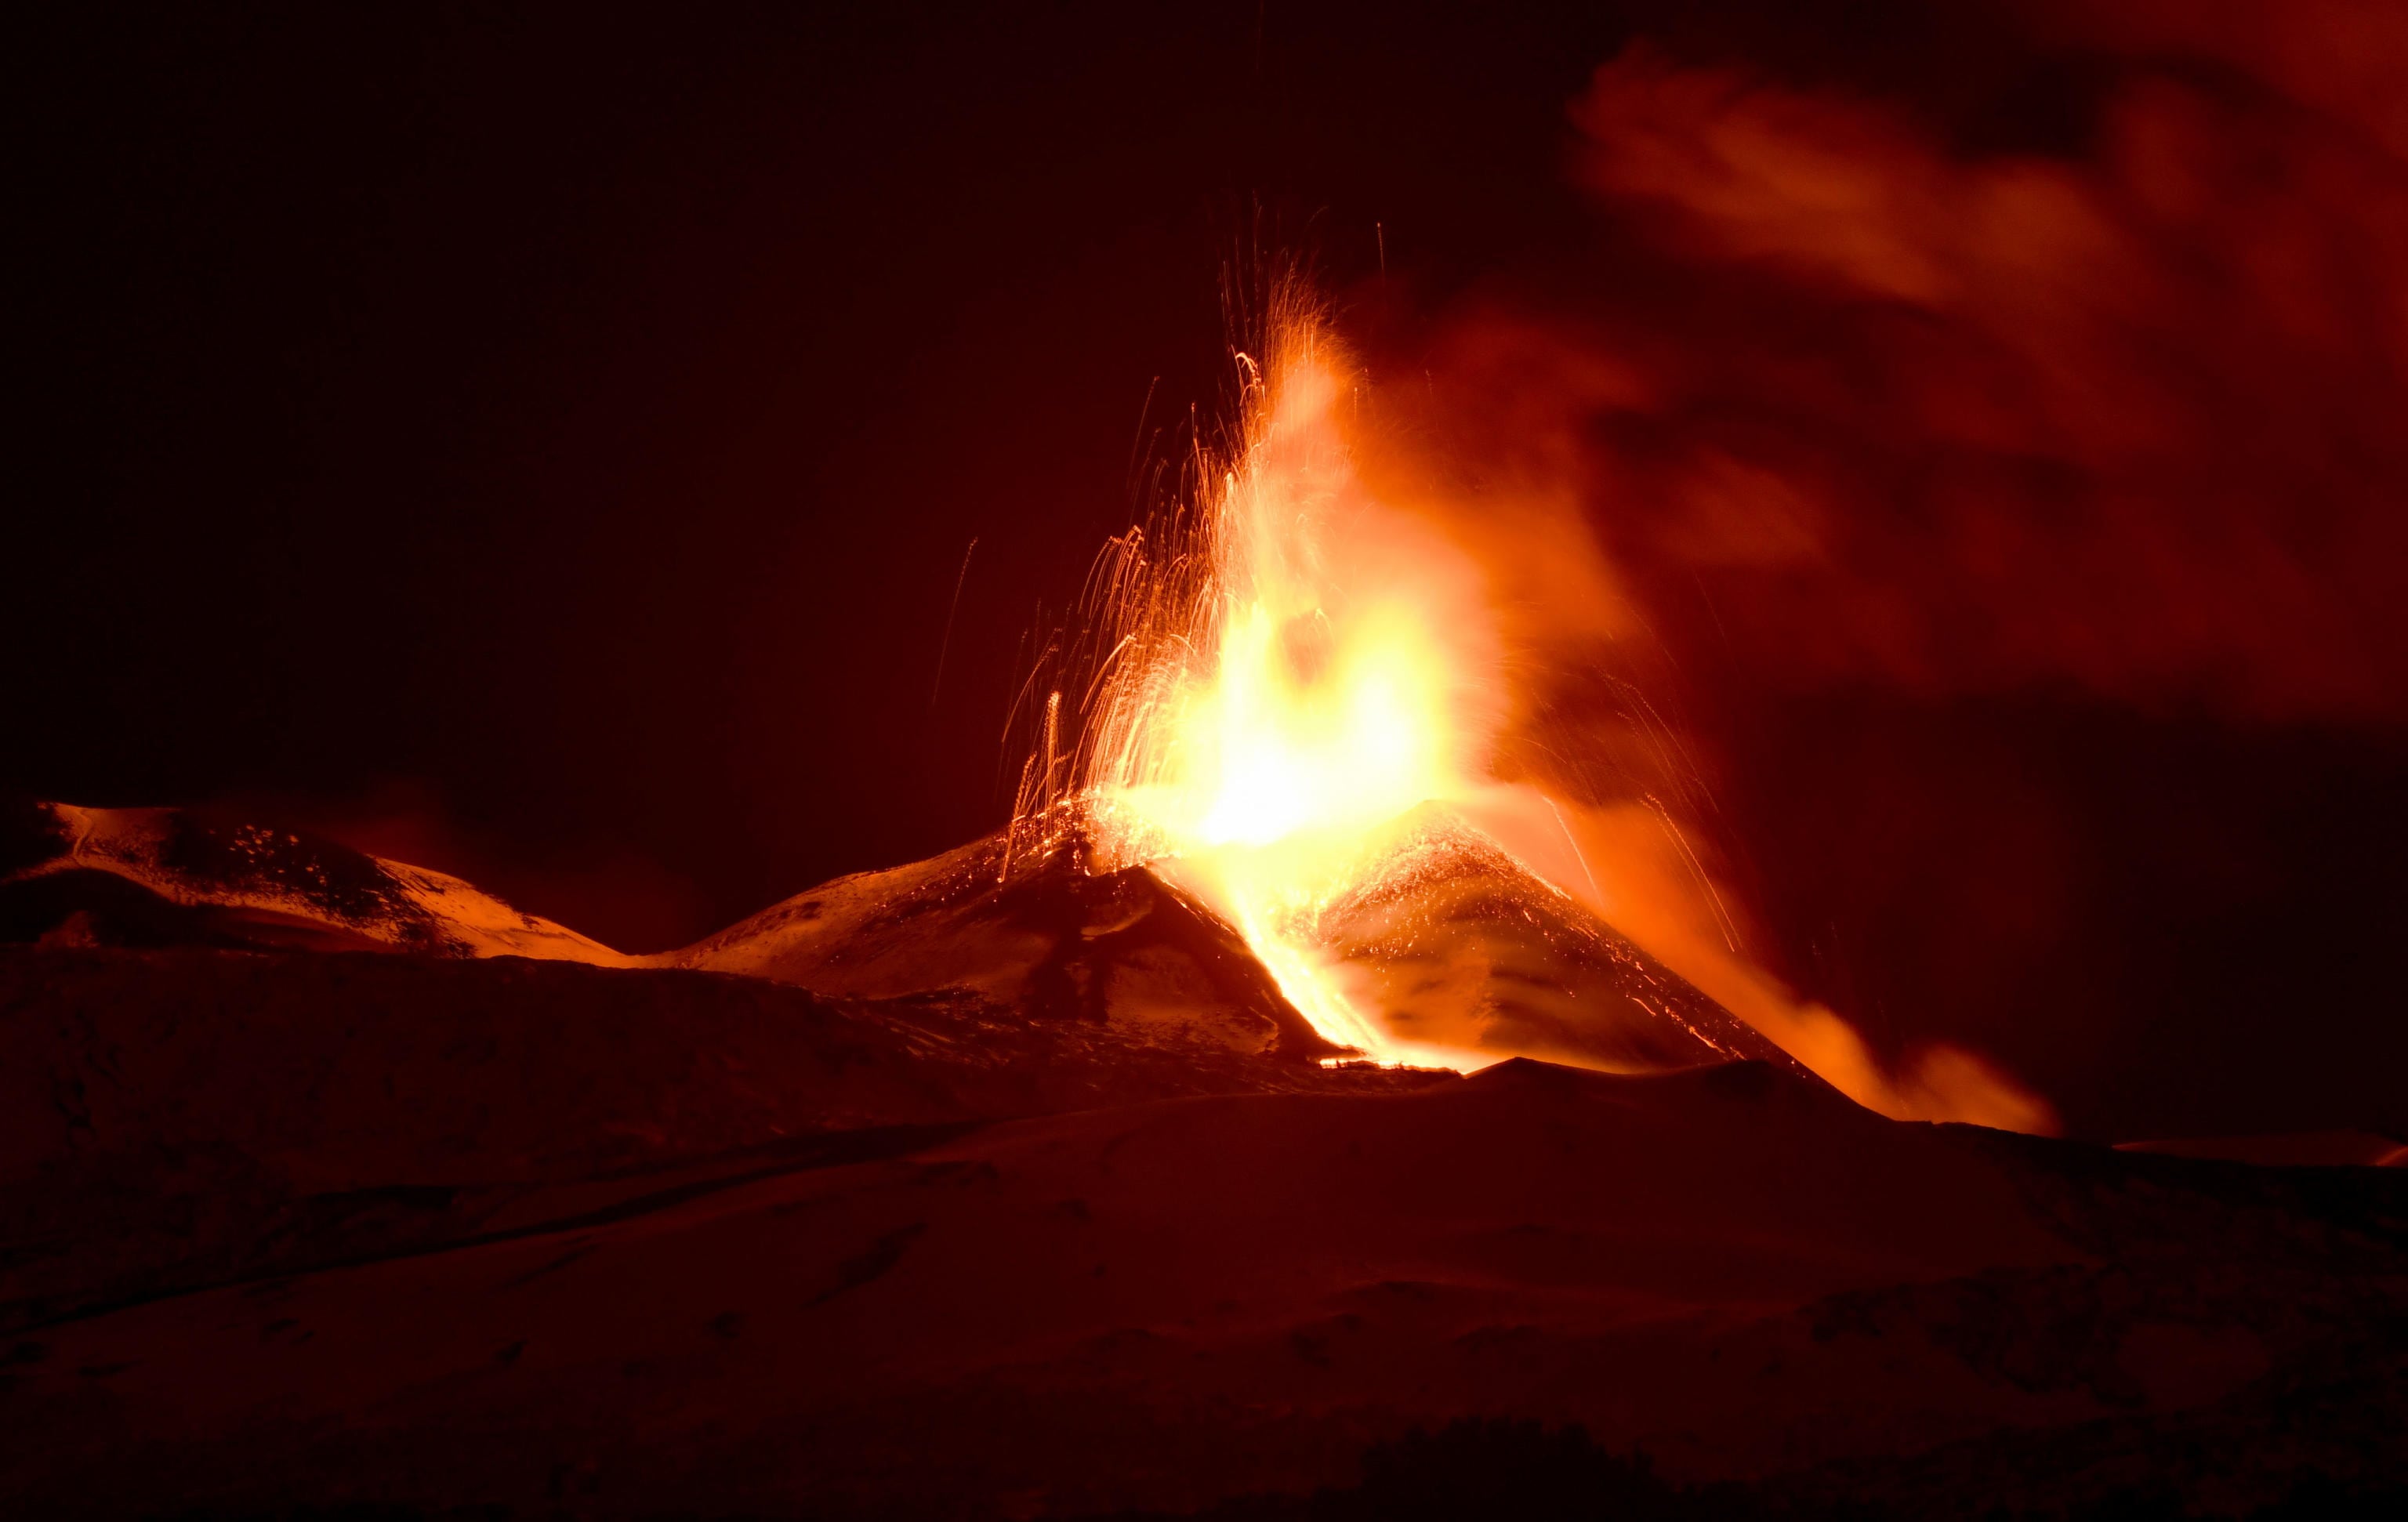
5 1041 2402 1519
0 946 1431 1335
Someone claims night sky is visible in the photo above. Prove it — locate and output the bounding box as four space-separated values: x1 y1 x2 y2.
14 2 2406 1141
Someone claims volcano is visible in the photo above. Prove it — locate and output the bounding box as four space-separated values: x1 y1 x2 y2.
669 815 1345 1064
2 799 2403 1519
3 799 1789 1080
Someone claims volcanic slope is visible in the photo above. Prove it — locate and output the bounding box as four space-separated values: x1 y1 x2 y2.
5 1056 2403 1519
0 940 1438 1335
1 800 629 963
673 821 1347 1062
1300 803 1804 1075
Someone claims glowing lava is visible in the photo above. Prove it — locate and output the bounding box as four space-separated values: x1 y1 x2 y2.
1043 293 1513 1062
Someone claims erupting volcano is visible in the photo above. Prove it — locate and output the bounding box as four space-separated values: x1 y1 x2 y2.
9 5 2408 1519
1003 288 1974 1106
5 282 2401 1514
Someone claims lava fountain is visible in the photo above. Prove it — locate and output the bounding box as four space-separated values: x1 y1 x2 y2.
1017 287 1565 1065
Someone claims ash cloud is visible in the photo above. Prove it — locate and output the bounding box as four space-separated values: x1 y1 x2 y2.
1497 2 2408 720
1387 0 2408 1137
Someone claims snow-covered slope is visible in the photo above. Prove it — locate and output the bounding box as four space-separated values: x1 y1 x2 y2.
1307 804 1806 1076
1 801 631 963
673 824 1344 1063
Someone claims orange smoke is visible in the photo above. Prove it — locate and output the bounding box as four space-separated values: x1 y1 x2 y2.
1532 20 2408 719
1544 801 2058 1135
1301 0 2408 1140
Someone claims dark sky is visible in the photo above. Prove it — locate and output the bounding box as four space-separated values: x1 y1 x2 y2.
13 2 2405 1141
12 1 1623 937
